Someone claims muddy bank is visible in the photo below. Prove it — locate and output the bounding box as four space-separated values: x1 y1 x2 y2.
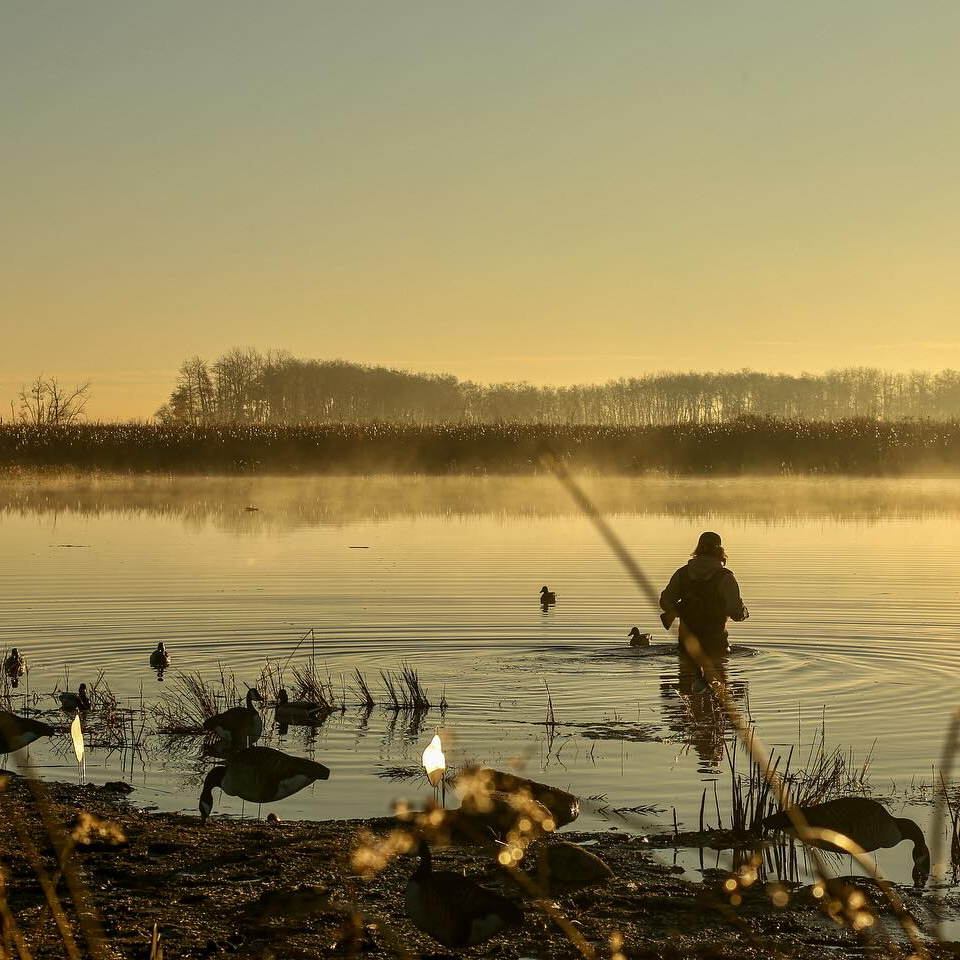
0 774 951 959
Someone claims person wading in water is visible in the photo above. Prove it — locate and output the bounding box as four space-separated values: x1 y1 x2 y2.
659 531 749 665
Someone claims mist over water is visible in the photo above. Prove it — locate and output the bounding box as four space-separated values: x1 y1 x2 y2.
2 475 959 890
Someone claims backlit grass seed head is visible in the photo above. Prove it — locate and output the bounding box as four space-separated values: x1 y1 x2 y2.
351 829 414 878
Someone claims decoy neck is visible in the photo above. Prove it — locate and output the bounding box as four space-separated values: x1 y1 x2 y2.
199 767 227 824
896 817 930 884
245 689 263 709
277 689 289 706
414 838 432 880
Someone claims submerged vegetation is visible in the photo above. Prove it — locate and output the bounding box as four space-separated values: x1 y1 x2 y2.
4 417 960 474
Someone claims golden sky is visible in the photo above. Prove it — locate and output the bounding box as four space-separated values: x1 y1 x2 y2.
3 2 960 419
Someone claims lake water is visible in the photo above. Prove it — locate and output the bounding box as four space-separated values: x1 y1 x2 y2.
3 475 960 892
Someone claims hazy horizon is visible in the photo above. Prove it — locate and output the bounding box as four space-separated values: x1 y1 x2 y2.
5 2 960 419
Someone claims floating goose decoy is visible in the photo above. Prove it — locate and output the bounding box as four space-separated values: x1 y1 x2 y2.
59 683 91 712
199 745 331 824
764 797 930 885
456 766 580 828
202 688 264 748
405 839 523 948
3 649 25 688
275 688 327 723
539 586 556 604
149 642 170 669
628 627 651 647
0 711 55 754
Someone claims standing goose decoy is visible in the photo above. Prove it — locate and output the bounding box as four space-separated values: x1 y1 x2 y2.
3 649 26 688
628 627 651 647
275 688 327 724
0 711 55 754
539 586 557 604
59 684 91 712
405 839 523 949
198 745 331 824
149 642 170 669
763 797 930 885
202 689 264 748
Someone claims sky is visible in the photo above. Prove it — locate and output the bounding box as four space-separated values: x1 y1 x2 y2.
3 2 960 419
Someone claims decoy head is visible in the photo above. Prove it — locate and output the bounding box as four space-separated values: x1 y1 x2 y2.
246 688 264 707
628 627 640 638
199 766 226 825
277 688 289 705
157 642 166 653
540 586 550 595
913 849 930 887
78 683 87 693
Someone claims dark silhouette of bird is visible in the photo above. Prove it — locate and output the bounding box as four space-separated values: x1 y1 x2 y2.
59 684 90 712
455 766 580 828
149 642 170 669
532 841 614 893
539 586 556 604
275 688 327 723
3 649 25 688
203 688 263 748
0 711 55 754
628 627 651 647
199 745 330 823
764 797 930 885
405 839 522 948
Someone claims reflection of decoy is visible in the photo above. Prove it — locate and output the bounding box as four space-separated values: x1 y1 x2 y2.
275 688 327 723
59 684 91 712
149 642 170 669
199 745 331 823
456 766 579 827
203 689 263 748
405 839 522 948
0 711 54 754
539 586 556 604
3 649 25 688
532 841 614 893
628 627 650 647
763 797 930 885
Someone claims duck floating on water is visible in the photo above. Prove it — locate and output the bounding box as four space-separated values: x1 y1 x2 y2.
203 688 263 748
59 684 91 712
149 642 170 669
763 796 930 886
628 627 651 647
199 745 331 824
539 586 557 604
405 838 522 948
3 649 25 688
275 688 328 723
0 711 54 754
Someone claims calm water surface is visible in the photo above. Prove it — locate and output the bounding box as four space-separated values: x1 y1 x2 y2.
2 476 960 891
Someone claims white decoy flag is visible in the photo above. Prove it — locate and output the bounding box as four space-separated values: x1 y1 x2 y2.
422 734 446 787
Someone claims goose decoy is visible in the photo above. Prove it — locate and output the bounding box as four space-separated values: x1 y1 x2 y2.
405 839 523 948
3 649 25 688
455 766 580 828
202 688 264 748
539 586 556 604
59 683 91 712
532 841 614 894
149 642 170 669
0 711 55 754
275 688 327 723
628 627 651 647
764 797 930 885
198 745 331 824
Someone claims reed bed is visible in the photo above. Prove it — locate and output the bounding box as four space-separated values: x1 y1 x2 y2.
4 417 960 475
152 666 245 734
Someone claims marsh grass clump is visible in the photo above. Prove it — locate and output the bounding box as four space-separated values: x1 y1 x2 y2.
290 661 338 713
399 662 430 711
352 668 375 709
153 666 245 734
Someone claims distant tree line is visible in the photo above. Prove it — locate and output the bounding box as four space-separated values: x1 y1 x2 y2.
155 349 960 425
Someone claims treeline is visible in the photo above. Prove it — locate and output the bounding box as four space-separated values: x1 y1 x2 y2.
4 419 960 475
156 349 960 425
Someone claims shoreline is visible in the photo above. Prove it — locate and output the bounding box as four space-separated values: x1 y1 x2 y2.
0 773 946 959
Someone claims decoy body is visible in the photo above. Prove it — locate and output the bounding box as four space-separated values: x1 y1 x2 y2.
539 586 557 604
3 649 25 687
59 684 91 712
275 688 327 723
628 627 651 647
764 797 930 885
203 689 263 748
149 643 170 669
0 711 55 754
533 841 614 893
199 745 331 823
456 766 580 828
405 839 522 948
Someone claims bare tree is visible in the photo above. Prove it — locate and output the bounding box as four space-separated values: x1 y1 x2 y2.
17 375 91 426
